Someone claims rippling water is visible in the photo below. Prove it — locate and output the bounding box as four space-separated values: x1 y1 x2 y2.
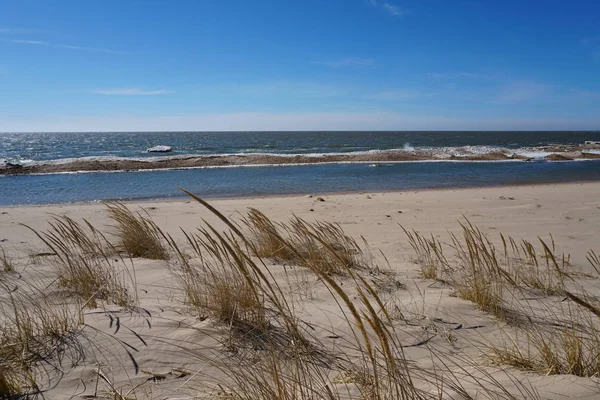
1 159 600 206
1 131 599 205
2 131 600 163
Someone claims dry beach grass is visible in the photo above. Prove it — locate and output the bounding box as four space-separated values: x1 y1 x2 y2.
1 182 600 398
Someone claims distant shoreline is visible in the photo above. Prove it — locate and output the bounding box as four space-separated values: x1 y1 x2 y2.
3 145 600 176
2 129 600 134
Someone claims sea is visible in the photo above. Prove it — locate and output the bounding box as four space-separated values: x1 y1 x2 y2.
1 131 600 206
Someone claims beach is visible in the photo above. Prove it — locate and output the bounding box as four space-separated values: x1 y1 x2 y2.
3 0 599 396
4 0 600 396
3 182 599 263
2 182 600 398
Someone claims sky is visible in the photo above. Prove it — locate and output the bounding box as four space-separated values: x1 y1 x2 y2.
0 0 599 132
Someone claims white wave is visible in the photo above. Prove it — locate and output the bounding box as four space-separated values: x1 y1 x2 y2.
512 151 553 159
7 145 591 168
31 155 161 166
449 146 504 155
147 145 172 153
0 159 34 168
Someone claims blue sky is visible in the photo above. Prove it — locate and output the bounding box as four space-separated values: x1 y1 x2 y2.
1 0 599 131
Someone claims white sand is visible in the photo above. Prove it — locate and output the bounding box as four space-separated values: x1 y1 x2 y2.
1 182 600 399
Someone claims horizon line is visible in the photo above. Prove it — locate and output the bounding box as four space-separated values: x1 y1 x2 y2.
2 129 599 134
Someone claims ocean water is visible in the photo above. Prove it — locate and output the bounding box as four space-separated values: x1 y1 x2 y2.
1 131 599 206
2 131 600 162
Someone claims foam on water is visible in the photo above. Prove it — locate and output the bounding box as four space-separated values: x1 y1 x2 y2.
3 130 600 163
4 144 599 174
2 159 600 206
403 143 415 151
512 151 554 159
2 131 600 205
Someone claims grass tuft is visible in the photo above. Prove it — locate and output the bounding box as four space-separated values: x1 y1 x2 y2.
24 215 137 308
489 315 600 377
0 246 15 273
0 280 85 396
106 202 169 260
243 208 373 275
243 208 294 260
176 230 267 331
165 223 301 353
404 218 600 379
587 250 600 275
401 226 448 280
0 368 22 398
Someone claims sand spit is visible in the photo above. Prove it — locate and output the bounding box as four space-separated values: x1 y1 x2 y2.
3 145 600 175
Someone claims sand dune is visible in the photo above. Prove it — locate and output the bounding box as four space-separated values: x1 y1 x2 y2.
1 182 600 398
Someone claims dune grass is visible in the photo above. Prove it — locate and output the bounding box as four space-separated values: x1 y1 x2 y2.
106 202 169 260
404 218 600 378
9 190 600 397
243 207 295 260
489 323 600 376
403 219 580 318
0 273 149 398
0 246 15 273
164 205 317 359
487 291 600 376
243 207 373 275
24 215 137 308
170 188 537 399
1 213 149 397
586 250 600 275
167 227 269 338
0 280 85 397
402 226 448 280
447 221 512 319
487 286 600 377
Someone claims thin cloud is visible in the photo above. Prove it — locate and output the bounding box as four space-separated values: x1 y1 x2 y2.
496 82 552 103
420 72 500 91
3 112 599 132
567 88 600 99
370 1 406 17
3 38 125 54
204 81 432 102
94 88 174 96
367 89 429 101
9 39 46 45
382 3 405 17
423 72 499 80
0 28 42 34
204 81 349 98
491 82 599 105
312 57 374 68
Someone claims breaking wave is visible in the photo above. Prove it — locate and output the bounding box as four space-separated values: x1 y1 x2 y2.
2 144 600 175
